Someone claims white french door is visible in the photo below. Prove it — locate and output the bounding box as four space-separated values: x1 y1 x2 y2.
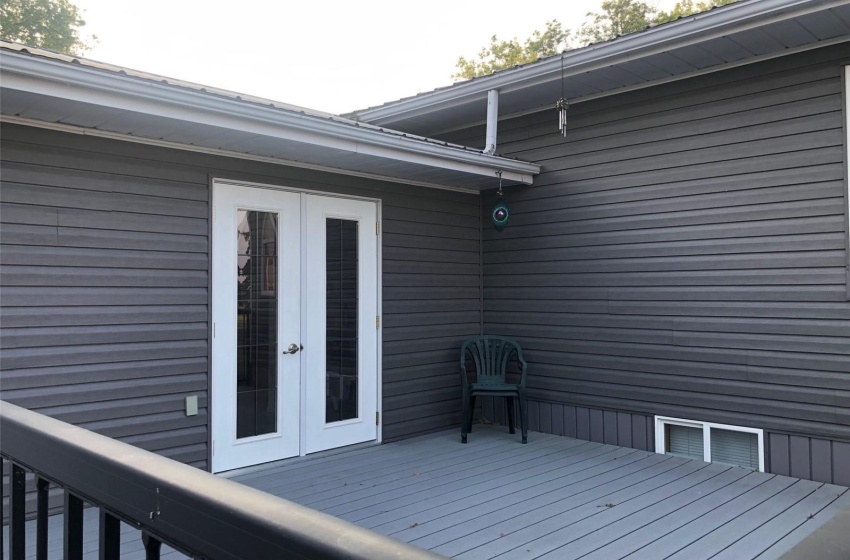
211 180 378 473
211 184 301 473
304 194 378 454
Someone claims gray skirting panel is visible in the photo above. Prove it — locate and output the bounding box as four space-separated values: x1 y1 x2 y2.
766 432 850 486
480 398 655 452
481 398 850 486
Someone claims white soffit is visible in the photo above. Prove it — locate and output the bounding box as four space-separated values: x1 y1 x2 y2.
0 43 539 193
349 0 850 136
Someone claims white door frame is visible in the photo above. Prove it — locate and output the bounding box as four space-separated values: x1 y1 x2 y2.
211 178 383 473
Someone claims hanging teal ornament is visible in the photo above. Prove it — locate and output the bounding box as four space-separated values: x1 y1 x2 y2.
492 195 510 232
491 171 510 232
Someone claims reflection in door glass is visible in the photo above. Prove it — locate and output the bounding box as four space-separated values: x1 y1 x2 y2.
326 219 358 423
236 210 278 438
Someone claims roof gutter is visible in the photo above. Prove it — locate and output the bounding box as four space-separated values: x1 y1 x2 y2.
0 49 540 185
352 0 845 126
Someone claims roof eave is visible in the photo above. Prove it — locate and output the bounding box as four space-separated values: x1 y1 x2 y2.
351 0 846 126
0 48 540 186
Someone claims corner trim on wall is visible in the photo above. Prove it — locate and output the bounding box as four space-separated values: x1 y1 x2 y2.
206 174 215 472
843 64 850 300
479 195 484 336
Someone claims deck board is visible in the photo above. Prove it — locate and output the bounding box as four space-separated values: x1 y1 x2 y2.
543 465 757 560
754 490 850 560
624 475 798 560
664 479 823 559
712 484 849 560
362 442 622 532
300 436 568 512
415 455 694 556
384 447 653 545
4 426 848 559
456 460 723 560
577 467 760 559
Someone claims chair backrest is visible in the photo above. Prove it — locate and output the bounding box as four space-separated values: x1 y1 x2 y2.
461 337 524 385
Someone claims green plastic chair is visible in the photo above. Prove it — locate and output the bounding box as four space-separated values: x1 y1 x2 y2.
460 336 528 444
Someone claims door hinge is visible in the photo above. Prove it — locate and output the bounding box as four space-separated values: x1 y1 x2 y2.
376 412 380 425
376 222 380 235
376 316 380 329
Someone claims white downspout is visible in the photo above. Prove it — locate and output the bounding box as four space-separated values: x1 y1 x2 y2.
484 89 499 155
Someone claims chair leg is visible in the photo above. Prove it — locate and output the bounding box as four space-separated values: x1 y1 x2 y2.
519 393 528 444
467 395 477 433
461 391 468 444
506 397 516 434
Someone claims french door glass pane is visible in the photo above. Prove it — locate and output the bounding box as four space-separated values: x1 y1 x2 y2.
236 210 279 438
326 218 358 423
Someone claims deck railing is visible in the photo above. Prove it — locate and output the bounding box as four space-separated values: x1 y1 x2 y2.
0 400 444 560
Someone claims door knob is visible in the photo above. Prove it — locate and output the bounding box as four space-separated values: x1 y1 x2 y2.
284 343 302 354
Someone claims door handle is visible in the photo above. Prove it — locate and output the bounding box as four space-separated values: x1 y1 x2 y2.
284 343 302 354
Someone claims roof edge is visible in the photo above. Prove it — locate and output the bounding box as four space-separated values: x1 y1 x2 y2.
0 45 540 185
350 0 844 125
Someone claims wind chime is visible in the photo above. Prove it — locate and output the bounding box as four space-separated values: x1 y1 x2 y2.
556 52 569 137
491 52 570 232
491 171 510 232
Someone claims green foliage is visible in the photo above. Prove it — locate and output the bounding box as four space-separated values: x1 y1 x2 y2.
453 20 569 80
654 0 738 23
0 0 95 55
579 0 656 45
454 0 739 79
580 0 740 44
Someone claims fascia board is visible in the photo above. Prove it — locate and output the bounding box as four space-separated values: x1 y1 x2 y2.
0 51 540 183
355 0 845 125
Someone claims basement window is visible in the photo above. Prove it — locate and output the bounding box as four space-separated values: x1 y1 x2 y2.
655 416 764 471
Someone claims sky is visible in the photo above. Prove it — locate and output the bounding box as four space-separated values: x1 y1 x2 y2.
71 0 677 115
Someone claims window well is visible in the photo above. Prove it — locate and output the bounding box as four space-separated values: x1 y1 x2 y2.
655 416 764 471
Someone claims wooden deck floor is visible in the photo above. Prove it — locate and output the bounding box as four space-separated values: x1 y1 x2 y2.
6 426 850 559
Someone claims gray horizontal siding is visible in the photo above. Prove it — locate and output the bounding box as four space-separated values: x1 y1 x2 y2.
444 44 850 479
0 132 211 469
0 121 482 471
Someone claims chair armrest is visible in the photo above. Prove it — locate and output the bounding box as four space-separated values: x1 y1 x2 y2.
516 350 528 388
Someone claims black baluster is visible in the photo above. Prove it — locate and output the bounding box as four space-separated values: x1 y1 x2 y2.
142 532 162 560
64 491 83 560
9 465 25 560
99 510 121 560
36 478 49 560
